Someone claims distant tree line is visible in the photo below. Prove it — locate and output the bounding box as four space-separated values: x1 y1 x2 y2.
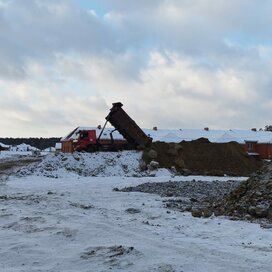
0 137 61 150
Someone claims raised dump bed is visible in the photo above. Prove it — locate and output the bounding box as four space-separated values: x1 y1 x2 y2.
106 102 152 149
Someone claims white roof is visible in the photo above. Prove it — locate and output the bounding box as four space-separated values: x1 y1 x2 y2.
228 129 272 144
9 143 39 151
144 128 227 143
61 127 125 141
145 128 272 144
61 127 272 144
0 142 10 148
144 128 226 143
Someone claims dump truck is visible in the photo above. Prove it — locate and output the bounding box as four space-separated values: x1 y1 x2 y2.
70 102 152 152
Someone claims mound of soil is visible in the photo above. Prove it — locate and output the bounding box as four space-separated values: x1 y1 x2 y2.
142 138 262 176
210 162 272 221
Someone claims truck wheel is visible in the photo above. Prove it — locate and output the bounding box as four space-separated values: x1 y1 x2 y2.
87 145 96 152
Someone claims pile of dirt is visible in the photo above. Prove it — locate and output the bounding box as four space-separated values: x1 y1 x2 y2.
142 138 262 176
209 162 272 222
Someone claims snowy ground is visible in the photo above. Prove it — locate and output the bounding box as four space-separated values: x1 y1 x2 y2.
1 152 272 272
0 150 50 159
0 151 34 158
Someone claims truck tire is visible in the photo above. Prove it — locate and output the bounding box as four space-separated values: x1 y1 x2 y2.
86 145 96 153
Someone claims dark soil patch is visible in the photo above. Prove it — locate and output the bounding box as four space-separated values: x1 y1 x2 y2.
0 157 42 172
0 157 42 178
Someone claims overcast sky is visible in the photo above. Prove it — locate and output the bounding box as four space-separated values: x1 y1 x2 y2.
0 0 272 137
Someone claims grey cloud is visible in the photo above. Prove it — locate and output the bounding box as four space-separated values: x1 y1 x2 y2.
0 83 109 136
1 0 272 136
1 0 271 80
0 0 114 79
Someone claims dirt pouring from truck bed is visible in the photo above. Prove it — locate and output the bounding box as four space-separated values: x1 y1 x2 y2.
142 138 262 176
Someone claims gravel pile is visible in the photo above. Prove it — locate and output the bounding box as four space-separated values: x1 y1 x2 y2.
115 179 241 214
117 161 272 224
209 162 272 222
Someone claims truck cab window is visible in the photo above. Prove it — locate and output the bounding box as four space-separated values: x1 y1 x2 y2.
80 132 88 139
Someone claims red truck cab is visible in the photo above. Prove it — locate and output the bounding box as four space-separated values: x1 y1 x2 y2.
73 130 97 152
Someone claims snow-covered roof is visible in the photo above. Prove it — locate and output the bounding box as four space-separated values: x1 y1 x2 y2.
144 128 227 143
228 129 272 144
61 127 125 141
0 142 10 148
61 127 272 144
9 143 39 152
145 128 272 144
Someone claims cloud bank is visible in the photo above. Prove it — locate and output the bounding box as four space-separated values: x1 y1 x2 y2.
0 0 271 136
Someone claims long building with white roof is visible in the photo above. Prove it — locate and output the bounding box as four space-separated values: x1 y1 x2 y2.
61 126 272 159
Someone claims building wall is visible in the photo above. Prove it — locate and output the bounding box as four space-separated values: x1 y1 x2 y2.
245 142 258 153
61 141 74 153
244 142 272 159
257 144 272 160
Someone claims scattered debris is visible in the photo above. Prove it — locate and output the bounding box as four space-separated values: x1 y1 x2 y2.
125 208 141 214
81 245 141 269
70 202 94 210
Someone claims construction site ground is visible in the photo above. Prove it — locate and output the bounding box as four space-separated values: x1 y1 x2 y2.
0 146 272 271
